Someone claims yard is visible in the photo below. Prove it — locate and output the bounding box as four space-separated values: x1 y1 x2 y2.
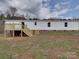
0 31 79 59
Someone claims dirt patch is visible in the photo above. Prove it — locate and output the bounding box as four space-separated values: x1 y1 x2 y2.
17 53 35 59
42 48 64 59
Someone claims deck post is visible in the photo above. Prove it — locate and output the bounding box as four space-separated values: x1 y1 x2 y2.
13 23 15 38
13 30 14 38
21 30 22 38
4 30 6 40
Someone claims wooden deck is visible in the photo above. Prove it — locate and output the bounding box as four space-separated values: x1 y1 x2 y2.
4 24 39 39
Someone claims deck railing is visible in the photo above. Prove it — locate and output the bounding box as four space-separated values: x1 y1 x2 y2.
5 24 21 30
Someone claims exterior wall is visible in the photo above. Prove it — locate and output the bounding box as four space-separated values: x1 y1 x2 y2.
4 20 79 30
25 21 79 30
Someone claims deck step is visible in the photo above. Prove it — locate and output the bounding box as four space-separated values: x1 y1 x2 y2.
22 26 33 37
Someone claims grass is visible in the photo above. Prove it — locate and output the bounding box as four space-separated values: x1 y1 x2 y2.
59 56 67 59
35 51 44 59
0 39 79 59
38 40 74 48
0 31 79 59
41 31 79 36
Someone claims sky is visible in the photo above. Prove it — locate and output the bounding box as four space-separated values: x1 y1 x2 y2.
0 0 79 19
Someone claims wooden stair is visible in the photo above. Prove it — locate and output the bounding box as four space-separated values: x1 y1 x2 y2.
22 26 33 37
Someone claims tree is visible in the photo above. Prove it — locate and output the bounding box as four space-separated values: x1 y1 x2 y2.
5 9 11 19
7 14 11 19
0 14 4 20
9 6 17 17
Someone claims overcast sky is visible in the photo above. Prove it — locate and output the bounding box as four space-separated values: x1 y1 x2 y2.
0 0 79 19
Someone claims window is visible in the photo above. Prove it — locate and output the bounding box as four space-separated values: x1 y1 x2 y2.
64 22 68 27
48 22 51 27
34 22 37 25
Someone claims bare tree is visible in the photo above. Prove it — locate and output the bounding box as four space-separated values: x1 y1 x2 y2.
5 9 11 19
9 6 17 17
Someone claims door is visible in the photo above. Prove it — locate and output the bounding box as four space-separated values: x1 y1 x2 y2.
22 22 25 29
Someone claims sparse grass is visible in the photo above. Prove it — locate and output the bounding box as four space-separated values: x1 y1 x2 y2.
0 31 79 59
35 51 44 59
41 31 79 36
59 56 67 59
38 40 74 49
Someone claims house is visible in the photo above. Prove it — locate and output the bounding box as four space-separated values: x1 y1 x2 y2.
4 18 79 38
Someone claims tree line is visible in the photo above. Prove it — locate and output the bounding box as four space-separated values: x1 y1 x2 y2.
0 6 24 20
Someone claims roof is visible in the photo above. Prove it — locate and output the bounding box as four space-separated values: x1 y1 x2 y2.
27 18 79 21
3 18 79 22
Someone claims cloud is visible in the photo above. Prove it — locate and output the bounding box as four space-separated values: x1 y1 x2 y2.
52 1 71 17
38 0 52 19
8 0 42 16
74 5 79 10
52 9 69 17
0 0 9 13
0 0 75 19
38 7 52 19
0 0 41 16
0 0 53 19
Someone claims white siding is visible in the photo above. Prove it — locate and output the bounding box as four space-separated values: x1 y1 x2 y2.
25 21 79 30
4 20 79 30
